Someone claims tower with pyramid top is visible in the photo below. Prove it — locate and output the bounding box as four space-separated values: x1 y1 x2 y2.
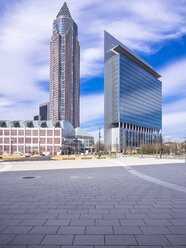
49 2 80 128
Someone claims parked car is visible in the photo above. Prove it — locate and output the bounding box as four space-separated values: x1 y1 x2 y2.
14 152 23 155
43 152 50 156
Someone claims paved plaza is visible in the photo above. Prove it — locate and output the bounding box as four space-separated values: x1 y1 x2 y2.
0 157 186 247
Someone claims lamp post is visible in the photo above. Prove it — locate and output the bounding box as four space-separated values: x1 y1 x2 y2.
152 136 155 157
61 128 63 155
184 139 186 164
140 133 143 158
160 130 162 159
98 127 101 157
11 138 13 155
38 122 41 155
9 122 13 155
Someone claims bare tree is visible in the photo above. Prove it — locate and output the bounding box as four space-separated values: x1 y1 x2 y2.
95 142 105 152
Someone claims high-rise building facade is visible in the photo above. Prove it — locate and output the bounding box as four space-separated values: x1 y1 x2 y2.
104 31 162 151
34 115 39 121
39 102 50 121
33 102 49 121
50 2 80 128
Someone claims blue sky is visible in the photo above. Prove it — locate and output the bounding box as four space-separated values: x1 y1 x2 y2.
0 0 185 141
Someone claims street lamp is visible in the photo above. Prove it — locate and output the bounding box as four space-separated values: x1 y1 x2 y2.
98 127 101 157
11 138 13 155
184 139 186 164
160 130 162 159
38 138 41 155
152 135 154 156
140 133 143 158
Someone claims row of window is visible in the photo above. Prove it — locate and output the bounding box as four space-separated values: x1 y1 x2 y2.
0 138 60 145
0 146 60 154
0 129 61 136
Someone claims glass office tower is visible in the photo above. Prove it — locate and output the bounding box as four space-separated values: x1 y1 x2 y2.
104 31 162 151
50 2 80 128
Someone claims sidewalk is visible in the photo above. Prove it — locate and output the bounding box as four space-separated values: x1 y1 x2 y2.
0 158 185 247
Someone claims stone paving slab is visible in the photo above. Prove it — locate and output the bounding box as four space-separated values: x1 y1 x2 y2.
0 245 27 248
41 235 74 245
135 234 170 245
9 235 44 245
105 234 137 245
113 226 142 234
2 226 32 234
29 225 59 234
139 225 171 234
0 235 15 245
57 226 85 234
28 246 60 248
86 226 113 234
0 159 186 247
73 235 104 245
165 234 186 245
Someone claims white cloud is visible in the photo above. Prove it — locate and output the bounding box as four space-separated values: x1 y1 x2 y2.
162 97 186 140
80 93 104 124
0 97 14 107
160 58 186 97
80 93 104 141
77 0 186 76
0 100 39 120
163 111 186 140
0 0 52 113
163 111 186 127
81 47 103 77
126 0 185 24
88 128 104 143
163 98 186 114
160 57 186 139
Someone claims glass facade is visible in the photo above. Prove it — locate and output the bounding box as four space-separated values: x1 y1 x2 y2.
104 31 162 151
119 54 162 130
50 2 80 128
75 127 95 152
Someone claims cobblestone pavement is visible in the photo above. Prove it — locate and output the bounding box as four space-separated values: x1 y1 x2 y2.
0 158 185 247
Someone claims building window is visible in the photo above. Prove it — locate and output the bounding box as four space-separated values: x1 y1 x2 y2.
33 130 38 136
40 130 46 136
4 130 9 136
18 130 24 136
47 130 53 136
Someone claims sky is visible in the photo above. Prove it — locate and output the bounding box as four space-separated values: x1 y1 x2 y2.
0 0 186 142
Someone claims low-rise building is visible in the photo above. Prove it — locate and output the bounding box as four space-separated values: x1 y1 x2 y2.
75 127 95 153
0 120 75 155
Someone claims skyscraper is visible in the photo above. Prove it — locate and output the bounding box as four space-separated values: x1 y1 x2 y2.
50 2 80 128
39 102 50 121
104 31 162 151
